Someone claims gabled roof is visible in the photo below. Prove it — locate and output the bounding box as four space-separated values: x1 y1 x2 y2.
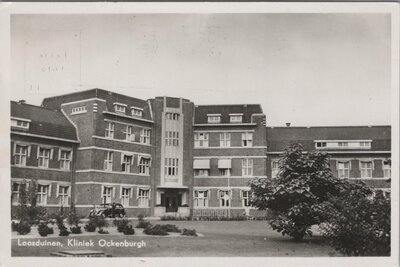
266 126 391 152
11 101 79 142
42 88 153 121
194 104 263 124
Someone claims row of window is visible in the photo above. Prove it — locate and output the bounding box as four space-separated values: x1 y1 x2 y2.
11 183 70 206
194 159 254 177
101 186 150 207
113 103 143 118
11 118 30 129
206 114 244 124
105 122 151 144
104 152 151 175
271 159 391 179
194 132 253 148
193 190 251 208
13 144 72 170
315 141 372 149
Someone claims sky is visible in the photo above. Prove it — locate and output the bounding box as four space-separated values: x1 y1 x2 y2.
11 13 391 127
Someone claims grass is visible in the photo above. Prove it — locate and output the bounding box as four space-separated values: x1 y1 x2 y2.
11 221 341 257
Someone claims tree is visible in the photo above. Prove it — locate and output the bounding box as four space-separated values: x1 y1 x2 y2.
249 143 344 241
15 179 47 225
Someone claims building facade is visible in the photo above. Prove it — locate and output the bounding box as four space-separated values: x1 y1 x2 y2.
10 89 392 218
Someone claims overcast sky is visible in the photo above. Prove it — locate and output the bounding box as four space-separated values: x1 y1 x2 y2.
11 13 391 126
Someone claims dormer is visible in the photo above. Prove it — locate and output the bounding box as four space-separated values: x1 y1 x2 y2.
11 117 30 130
207 114 221 124
229 113 243 123
113 102 127 114
130 106 143 117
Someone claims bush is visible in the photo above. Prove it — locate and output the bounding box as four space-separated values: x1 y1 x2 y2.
15 179 47 225
123 225 135 235
136 220 152 229
181 228 197 236
91 216 108 229
38 223 53 237
16 221 31 235
143 225 169 236
70 226 82 234
11 221 19 232
159 224 181 233
160 215 191 221
59 228 70 236
84 222 96 232
67 208 81 226
98 228 109 234
114 219 130 233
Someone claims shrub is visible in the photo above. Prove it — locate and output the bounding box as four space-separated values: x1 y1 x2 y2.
137 214 145 221
181 228 197 236
15 179 47 225
114 219 130 232
91 216 108 230
159 224 181 233
98 228 109 234
160 215 191 221
143 225 169 236
67 208 81 226
123 225 135 235
16 221 31 235
11 221 19 232
84 222 96 232
136 220 152 229
38 223 53 237
59 228 70 236
70 226 82 234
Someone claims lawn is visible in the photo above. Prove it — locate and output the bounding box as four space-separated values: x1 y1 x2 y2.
11 220 341 257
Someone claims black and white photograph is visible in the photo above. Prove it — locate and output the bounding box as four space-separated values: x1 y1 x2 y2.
0 2 398 266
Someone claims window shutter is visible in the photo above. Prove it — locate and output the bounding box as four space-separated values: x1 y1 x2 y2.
27 145 31 158
239 190 243 199
50 148 54 160
37 146 40 159
68 186 71 197
47 184 52 197
13 143 16 156
148 189 152 200
217 190 221 200
137 155 142 166
193 190 196 198
119 186 123 199
58 149 61 161
112 187 116 198
207 190 211 199
56 184 60 198
136 187 140 199
101 185 104 198
120 153 125 165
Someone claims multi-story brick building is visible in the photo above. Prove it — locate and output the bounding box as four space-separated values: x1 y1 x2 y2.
10 88 391 218
10 100 79 215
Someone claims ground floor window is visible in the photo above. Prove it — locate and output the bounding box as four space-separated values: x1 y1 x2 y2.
219 190 230 207
121 188 131 206
58 185 69 206
36 185 49 205
194 190 209 207
138 189 150 207
102 186 113 204
242 190 250 207
12 182 20 204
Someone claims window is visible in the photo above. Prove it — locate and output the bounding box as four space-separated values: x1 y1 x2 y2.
11 119 30 129
271 161 279 178
124 126 135 142
102 186 113 204
166 112 180 120
242 159 253 177
194 190 209 207
315 142 327 148
360 142 371 148
360 161 373 178
58 186 69 205
121 154 133 173
138 189 149 207
219 190 230 207
105 122 115 139
165 158 179 177
219 168 230 177
36 185 49 205
194 169 209 177
242 191 250 207
12 183 20 204
131 108 143 117
383 160 391 178
194 132 209 148
38 148 51 168
165 131 179 146
104 151 113 171
71 106 87 115
121 188 131 206
139 157 151 175
114 104 126 113
220 133 231 147
337 161 350 178
140 129 151 144
338 142 348 147
230 115 243 123
208 115 221 123
242 132 253 147
59 150 71 170
14 144 28 166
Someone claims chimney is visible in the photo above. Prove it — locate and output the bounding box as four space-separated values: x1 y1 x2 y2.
286 122 291 127
18 100 26 104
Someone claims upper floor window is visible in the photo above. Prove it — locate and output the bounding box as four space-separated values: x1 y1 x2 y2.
166 112 180 120
38 148 51 168
220 133 231 147
114 103 127 113
230 114 243 123
241 190 251 207
194 132 209 148
124 126 135 142
140 129 151 144
338 142 348 147
165 131 179 146
139 157 151 175
104 151 114 171
207 114 221 124
131 107 143 117
11 118 30 129
71 106 87 115
271 161 279 178
383 160 391 178
121 154 133 173
194 190 209 207
242 159 253 177
14 144 28 166
315 140 372 149
105 122 115 139
315 142 327 148
360 141 371 148
165 158 179 177
337 161 350 179
242 132 253 147
360 161 373 178
59 150 72 170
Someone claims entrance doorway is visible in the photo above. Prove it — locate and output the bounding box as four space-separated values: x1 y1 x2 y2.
161 191 182 213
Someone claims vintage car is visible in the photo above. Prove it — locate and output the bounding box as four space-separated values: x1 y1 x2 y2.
89 203 126 218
